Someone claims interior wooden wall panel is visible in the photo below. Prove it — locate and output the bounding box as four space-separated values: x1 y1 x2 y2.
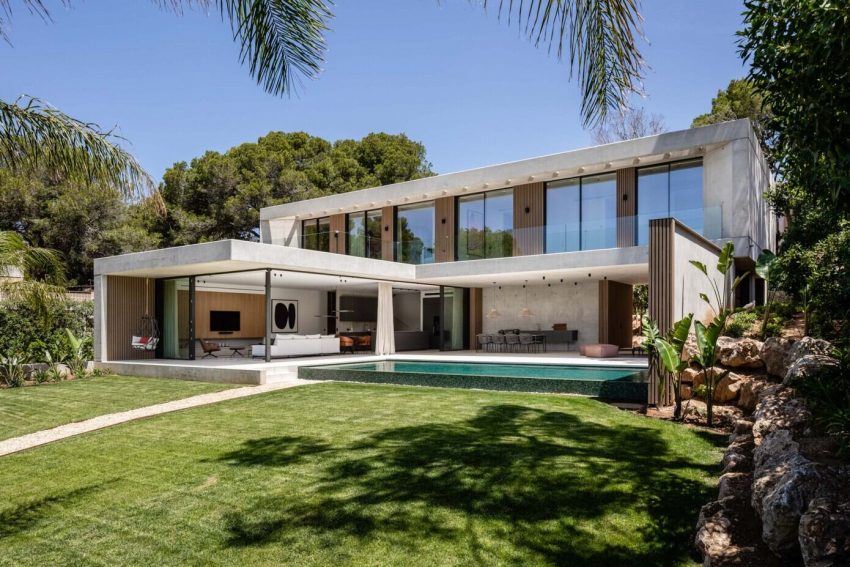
513 182 545 256
607 281 634 348
617 167 637 248
468 287 483 349
105 276 156 361
381 206 395 261
329 214 346 254
194 291 265 339
435 196 455 263
648 218 676 406
598 280 609 344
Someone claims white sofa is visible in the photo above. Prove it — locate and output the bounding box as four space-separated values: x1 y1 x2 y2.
252 334 340 359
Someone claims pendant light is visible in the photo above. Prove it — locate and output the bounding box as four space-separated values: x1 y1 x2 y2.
487 282 500 319
520 280 532 317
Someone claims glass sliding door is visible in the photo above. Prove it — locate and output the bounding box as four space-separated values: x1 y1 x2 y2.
545 178 581 253
161 277 190 359
397 201 435 264
637 159 704 245
346 209 383 259
457 193 485 260
485 188 513 258
366 209 382 259
581 173 617 250
440 286 468 351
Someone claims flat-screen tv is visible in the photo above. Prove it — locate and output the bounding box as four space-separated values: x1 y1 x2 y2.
210 310 240 332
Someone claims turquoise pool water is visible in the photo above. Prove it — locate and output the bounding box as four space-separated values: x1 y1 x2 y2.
321 361 645 382
299 360 649 401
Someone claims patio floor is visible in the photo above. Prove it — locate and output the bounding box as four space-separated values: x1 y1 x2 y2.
101 350 647 385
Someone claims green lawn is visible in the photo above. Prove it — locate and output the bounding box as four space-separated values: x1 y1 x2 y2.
0 383 724 566
0 375 238 441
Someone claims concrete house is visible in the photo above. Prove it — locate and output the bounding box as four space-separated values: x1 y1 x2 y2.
93 119 774 399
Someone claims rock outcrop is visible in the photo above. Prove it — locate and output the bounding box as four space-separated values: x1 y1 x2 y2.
783 354 839 387
761 337 793 378
798 498 850 566
717 337 765 369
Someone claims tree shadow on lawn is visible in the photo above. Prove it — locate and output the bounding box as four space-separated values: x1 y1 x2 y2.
0 480 117 539
218 404 719 566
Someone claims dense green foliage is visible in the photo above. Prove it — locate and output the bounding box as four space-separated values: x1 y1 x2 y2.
796 354 850 457
153 131 433 244
0 374 236 440
0 293 93 362
0 382 722 565
691 78 771 146
740 0 850 342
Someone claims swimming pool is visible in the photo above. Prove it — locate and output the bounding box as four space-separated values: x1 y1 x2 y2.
298 360 648 401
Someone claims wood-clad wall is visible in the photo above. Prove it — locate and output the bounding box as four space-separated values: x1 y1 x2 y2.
435 197 456 263
381 206 395 261
616 167 636 248
648 217 676 406
329 214 346 254
513 182 545 256
194 291 265 340
468 287 483 349
598 280 633 348
105 275 156 361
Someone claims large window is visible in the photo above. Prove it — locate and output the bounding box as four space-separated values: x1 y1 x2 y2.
545 173 616 252
637 159 703 245
456 188 514 260
301 217 331 252
396 201 435 264
346 209 382 259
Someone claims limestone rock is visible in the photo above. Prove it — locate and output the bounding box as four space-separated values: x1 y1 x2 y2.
738 377 768 413
799 498 850 567
788 337 834 364
760 337 793 378
783 354 840 387
723 433 755 473
680 383 693 401
686 367 742 402
752 387 813 444
718 336 765 369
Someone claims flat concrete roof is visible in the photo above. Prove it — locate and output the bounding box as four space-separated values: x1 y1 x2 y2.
95 239 650 287
260 119 755 222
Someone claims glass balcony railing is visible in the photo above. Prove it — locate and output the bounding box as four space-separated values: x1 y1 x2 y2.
299 207 722 261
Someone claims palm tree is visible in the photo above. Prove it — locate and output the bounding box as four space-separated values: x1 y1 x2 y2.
1 0 644 193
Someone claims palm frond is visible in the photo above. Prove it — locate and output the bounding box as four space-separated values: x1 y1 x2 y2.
158 0 332 96
0 230 65 284
482 0 645 127
0 0 53 43
0 95 153 198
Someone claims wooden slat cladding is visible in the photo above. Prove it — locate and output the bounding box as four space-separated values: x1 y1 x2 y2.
598 280 634 348
105 276 156 361
468 287 483 349
194 291 264 340
513 182 545 256
648 218 676 406
381 206 394 261
616 167 636 247
329 214 346 254
435 197 455 263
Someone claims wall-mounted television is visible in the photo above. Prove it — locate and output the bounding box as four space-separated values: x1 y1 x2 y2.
210 310 240 332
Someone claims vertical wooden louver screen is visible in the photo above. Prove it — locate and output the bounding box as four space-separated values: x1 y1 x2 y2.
648 218 676 406
381 206 394 261
468 288 483 349
329 214 346 254
106 276 156 361
435 197 455 263
512 182 545 256
617 167 637 247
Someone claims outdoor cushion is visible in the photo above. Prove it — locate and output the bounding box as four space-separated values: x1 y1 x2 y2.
582 343 620 358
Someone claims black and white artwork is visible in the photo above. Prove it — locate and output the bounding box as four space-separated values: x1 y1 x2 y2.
272 300 298 333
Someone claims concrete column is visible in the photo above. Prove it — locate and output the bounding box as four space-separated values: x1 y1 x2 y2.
93 275 107 362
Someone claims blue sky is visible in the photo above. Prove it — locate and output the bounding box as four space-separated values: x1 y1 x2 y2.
1 0 749 182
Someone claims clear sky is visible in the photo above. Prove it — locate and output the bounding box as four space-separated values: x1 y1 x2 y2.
1 0 749 182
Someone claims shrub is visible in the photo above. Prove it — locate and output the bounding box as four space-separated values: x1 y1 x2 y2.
726 311 759 338
797 354 850 457
0 354 27 387
0 296 93 362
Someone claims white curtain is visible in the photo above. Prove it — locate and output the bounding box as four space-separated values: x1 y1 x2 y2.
376 283 395 355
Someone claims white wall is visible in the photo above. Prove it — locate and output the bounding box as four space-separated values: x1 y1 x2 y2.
270 286 323 334
393 291 422 331
482 281 599 345
673 227 724 326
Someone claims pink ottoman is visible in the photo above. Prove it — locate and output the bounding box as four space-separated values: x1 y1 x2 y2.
582 343 620 358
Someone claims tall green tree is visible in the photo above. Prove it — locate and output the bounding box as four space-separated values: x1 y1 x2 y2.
691 78 771 147
739 0 850 340
153 131 434 244
1 1 645 199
